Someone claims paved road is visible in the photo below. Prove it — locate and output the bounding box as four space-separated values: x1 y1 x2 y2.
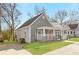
44 42 79 55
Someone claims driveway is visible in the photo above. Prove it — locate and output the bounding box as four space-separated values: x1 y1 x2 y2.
44 42 79 55
0 44 23 51
0 44 32 55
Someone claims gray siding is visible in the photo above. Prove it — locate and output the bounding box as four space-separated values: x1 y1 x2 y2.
75 27 79 36
16 26 31 43
31 14 52 41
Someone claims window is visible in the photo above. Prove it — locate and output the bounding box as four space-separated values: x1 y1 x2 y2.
55 30 60 36
64 30 66 34
45 29 48 34
68 31 69 34
38 31 41 34
71 31 72 34
42 16 45 19
37 29 43 34
15 35 17 38
51 30 53 34
24 32 26 37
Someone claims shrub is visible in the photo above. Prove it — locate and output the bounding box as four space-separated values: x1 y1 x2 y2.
0 35 4 42
0 39 4 42
67 35 71 39
58 35 62 40
19 38 25 44
2 29 11 41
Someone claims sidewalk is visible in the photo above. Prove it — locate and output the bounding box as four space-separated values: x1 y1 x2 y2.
43 41 79 55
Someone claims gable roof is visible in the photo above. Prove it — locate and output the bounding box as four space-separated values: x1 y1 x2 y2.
18 13 42 29
50 22 65 30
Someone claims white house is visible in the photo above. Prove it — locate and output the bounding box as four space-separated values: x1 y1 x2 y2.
16 13 78 43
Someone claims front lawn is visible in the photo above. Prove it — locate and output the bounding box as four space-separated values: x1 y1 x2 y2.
23 41 72 55
68 37 79 42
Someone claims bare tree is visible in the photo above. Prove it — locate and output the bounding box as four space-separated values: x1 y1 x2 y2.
27 12 33 18
27 6 46 18
68 10 79 22
0 6 2 35
0 5 3 41
50 16 58 23
0 3 21 41
54 10 67 25
34 6 41 15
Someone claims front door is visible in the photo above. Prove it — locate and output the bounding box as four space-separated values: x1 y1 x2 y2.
37 29 43 40
55 30 60 39
46 30 53 40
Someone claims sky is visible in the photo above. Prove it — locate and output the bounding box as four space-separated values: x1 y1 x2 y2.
2 3 79 30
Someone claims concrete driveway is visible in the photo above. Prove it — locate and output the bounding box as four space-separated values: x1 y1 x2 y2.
0 44 32 55
44 42 79 55
0 49 32 55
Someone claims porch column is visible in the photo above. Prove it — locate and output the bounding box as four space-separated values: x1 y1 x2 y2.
61 29 63 36
43 29 45 36
53 29 55 36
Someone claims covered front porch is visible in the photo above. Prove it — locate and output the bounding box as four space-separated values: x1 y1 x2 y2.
36 26 62 41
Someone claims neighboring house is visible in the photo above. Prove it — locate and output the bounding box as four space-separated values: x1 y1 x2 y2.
63 20 79 37
16 13 79 43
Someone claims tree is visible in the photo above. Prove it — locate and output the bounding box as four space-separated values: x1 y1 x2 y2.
54 10 67 25
34 6 46 15
27 6 46 18
27 12 33 18
34 6 41 15
0 3 21 41
50 16 58 23
2 29 11 41
68 10 79 23
0 5 3 41
0 7 1 35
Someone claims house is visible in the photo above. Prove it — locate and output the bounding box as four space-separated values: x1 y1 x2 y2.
68 20 79 36
16 13 69 43
16 13 51 43
64 20 79 37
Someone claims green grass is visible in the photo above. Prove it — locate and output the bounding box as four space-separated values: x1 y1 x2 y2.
0 40 17 45
23 41 72 55
68 37 79 42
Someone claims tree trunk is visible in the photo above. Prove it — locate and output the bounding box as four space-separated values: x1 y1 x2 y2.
0 19 1 35
12 17 15 41
74 29 76 37
0 7 2 36
10 28 15 41
12 28 15 41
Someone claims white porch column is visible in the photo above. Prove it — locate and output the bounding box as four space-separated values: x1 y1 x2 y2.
61 29 63 36
53 29 55 36
43 29 45 36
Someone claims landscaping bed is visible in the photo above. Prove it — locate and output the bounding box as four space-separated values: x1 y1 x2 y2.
23 41 72 55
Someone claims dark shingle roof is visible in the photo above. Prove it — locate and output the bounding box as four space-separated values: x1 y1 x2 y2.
18 13 42 29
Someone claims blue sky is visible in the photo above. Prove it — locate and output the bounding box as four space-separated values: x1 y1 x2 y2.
17 3 79 26
2 3 79 30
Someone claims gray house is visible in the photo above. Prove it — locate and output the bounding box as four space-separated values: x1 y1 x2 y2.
16 13 68 43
